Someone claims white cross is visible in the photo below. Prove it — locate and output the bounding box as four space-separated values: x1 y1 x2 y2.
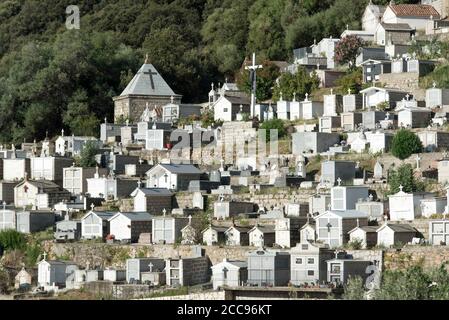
305 93 309 101
433 81 437 88
148 262 154 273
90 203 95 211
327 203 332 210
2 202 5 211
337 177 342 186
104 117 107 124
293 92 296 101
330 88 333 95
188 215 192 225
369 194 373 201
406 94 410 101
399 185 404 192
42 252 47 261
163 208 167 216
348 88 351 95
245 52 263 117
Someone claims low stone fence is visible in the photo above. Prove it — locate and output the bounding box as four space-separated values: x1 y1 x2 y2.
142 291 225 300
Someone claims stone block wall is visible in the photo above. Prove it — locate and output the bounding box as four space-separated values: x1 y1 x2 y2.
143 291 225 300
378 73 425 100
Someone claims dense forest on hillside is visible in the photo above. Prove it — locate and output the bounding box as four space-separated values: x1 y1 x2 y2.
0 0 420 143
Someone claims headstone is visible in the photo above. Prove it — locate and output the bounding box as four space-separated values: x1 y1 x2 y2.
192 192 204 210
296 155 306 178
373 160 383 179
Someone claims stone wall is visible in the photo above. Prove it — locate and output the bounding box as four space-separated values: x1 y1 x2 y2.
143 291 225 300
378 73 425 100
384 246 449 271
174 189 315 211
45 242 255 269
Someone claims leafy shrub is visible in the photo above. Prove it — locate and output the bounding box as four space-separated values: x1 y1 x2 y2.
260 118 286 141
391 129 423 160
0 230 26 252
336 68 363 94
343 276 365 300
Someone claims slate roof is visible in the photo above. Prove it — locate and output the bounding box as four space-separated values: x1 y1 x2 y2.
202 226 229 233
390 4 440 19
113 212 152 221
135 188 173 196
349 225 381 234
249 225 276 234
227 226 252 233
120 63 178 97
21 180 68 194
380 223 417 233
380 22 414 31
223 95 251 106
159 163 202 174
86 211 116 221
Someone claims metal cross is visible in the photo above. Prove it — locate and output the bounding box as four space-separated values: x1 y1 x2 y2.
223 267 229 279
144 68 158 90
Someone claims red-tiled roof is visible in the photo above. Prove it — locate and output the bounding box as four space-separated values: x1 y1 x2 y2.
390 4 440 18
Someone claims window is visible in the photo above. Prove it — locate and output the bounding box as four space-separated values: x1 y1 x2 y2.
223 108 228 112
307 258 315 264
367 67 372 73
295 258 303 264
367 76 372 81
331 263 341 273
307 270 315 276
301 244 308 250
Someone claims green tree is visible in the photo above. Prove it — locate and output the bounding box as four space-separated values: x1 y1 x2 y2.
391 129 423 160
260 118 286 141
388 163 424 194
235 60 280 101
336 68 363 94
272 67 320 102
201 1 251 75
77 141 99 168
63 89 100 137
375 265 431 300
246 0 287 60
